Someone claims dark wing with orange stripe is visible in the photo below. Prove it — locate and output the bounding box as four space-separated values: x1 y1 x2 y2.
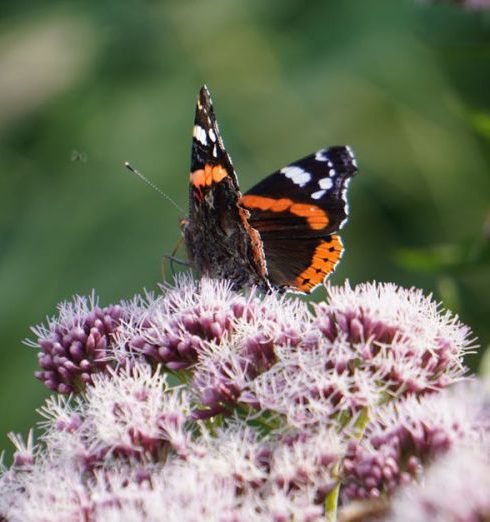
240 147 357 293
184 86 270 290
260 235 345 293
191 85 239 189
242 147 357 238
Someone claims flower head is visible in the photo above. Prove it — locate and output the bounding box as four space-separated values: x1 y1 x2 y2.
341 381 485 502
316 282 473 393
28 293 125 393
125 276 310 374
387 447 490 522
4 277 487 521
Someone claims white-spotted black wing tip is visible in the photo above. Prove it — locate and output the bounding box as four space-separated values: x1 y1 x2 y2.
197 84 213 110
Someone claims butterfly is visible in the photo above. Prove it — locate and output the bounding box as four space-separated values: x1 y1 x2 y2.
181 86 357 294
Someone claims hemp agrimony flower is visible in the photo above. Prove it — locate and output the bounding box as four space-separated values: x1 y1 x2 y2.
386 447 490 521
27 293 125 393
2 277 488 521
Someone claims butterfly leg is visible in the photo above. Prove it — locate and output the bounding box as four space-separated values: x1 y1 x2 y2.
161 237 190 280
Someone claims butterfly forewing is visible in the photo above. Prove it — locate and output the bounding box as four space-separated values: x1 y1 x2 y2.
191 86 238 189
241 147 357 238
184 86 270 291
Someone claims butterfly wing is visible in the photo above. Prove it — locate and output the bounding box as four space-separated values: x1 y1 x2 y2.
184 86 269 290
240 146 357 292
190 85 238 190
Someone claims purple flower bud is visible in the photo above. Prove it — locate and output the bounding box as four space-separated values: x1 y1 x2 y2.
28 294 127 394
210 321 223 339
57 383 73 394
38 355 54 370
85 333 96 352
68 341 84 361
13 451 34 467
158 346 174 360
80 373 92 383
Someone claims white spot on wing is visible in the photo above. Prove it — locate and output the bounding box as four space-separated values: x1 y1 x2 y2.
281 166 311 187
319 177 333 190
339 178 351 228
315 149 328 161
193 125 207 145
208 128 216 142
311 189 326 200
345 146 357 168
329 168 336 176
342 178 351 205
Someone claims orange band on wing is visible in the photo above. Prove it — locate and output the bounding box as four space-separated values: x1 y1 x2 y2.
190 164 228 188
241 195 329 230
293 235 343 293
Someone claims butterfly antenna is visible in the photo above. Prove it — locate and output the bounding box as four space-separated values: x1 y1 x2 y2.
124 161 185 214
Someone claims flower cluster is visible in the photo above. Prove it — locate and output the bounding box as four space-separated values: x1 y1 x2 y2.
27 293 125 393
0 368 340 521
2 276 488 521
249 283 472 427
125 280 252 370
341 383 484 501
315 283 471 393
386 447 490 521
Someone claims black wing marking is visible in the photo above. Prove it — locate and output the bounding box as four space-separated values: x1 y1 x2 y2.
191 85 239 189
241 146 358 238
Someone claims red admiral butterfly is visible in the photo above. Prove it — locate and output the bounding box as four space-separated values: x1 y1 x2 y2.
182 86 358 294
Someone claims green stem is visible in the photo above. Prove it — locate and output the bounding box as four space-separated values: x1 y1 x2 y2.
234 404 281 433
325 407 370 521
353 406 370 438
324 471 341 522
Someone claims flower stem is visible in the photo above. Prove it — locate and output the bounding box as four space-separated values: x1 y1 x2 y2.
325 407 370 521
324 475 340 522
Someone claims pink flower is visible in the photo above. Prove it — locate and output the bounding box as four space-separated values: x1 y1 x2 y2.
342 382 485 501
386 447 490 521
3 277 486 521
28 292 125 393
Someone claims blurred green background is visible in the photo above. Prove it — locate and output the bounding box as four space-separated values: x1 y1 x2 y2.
1 0 489 455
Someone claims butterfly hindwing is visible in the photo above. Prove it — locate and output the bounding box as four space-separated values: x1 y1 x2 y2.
239 146 357 292
260 235 344 293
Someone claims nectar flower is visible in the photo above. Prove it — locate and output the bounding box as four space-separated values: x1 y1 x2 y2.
126 278 249 370
28 293 125 393
315 282 473 393
2 276 487 522
386 447 490 522
84 365 192 459
341 382 485 501
125 276 310 373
